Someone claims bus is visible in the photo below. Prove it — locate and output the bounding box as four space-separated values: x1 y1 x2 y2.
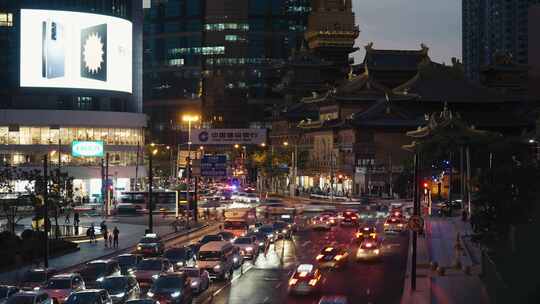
118 191 181 214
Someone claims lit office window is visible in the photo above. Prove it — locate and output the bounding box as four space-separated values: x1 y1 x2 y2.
0 12 13 27
168 58 185 66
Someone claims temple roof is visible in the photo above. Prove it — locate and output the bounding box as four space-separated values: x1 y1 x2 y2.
363 42 430 71
351 99 424 127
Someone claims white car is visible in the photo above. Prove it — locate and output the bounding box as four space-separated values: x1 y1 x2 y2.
310 216 331 230
245 193 260 204
178 267 210 294
233 236 259 259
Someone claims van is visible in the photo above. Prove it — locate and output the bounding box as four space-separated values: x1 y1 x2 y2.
196 241 234 281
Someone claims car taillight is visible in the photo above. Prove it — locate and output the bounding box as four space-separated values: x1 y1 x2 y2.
352 216 357 220
374 249 380 255
365 243 372 248
289 278 298 285
308 279 318 286
316 254 324 260
334 255 343 261
398 223 403 227
384 223 389 226
356 232 362 238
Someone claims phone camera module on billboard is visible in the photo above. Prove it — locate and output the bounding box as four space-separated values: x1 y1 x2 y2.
81 24 107 81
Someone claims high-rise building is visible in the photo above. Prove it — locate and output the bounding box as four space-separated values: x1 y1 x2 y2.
0 0 145 199
462 0 540 82
143 0 311 143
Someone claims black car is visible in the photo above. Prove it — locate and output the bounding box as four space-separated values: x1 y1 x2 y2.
146 273 193 304
0 286 19 304
198 234 223 246
19 268 58 291
113 254 143 276
186 243 201 256
64 290 112 304
272 221 292 239
135 234 165 257
6 292 52 304
163 247 196 269
245 232 269 251
125 300 158 304
79 260 121 288
217 231 235 242
97 276 140 304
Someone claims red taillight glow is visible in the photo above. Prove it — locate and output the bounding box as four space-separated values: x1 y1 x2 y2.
289 278 298 285
352 216 357 219
316 254 324 260
365 243 372 248
308 279 318 286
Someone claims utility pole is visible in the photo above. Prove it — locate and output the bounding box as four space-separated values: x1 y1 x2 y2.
43 154 49 268
135 141 140 191
105 152 110 216
148 150 154 233
411 152 419 290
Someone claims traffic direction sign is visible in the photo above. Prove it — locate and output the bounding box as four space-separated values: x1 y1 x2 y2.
201 155 227 177
408 215 424 232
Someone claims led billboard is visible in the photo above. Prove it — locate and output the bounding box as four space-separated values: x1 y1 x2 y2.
20 9 132 93
72 141 104 158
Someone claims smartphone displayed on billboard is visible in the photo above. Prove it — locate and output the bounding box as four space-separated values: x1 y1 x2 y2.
42 19 65 79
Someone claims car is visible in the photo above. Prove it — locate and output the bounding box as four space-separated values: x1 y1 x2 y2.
64 290 112 304
135 234 165 257
198 234 223 246
257 225 276 243
272 221 292 239
318 296 348 304
113 255 143 276
355 225 377 243
0 286 20 304
145 273 193 304
320 212 338 226
231 246 243 269
217 231 236 243
97 276 139 304
245 193 259 204
310 216 331 230
384 217 405 233
315 246 349 269
19 268 58 291
177 267 210 294
186 243 201 256
245 232 268 251
7 292 53 304
132 258 173 290
340 210 359 227
164 247 197 269
42 274 85 304
287 264 322 295
356 239 382 261
197 241 235 281
79 260 121 289
278 214 297 232
125 300 157 304
233 237 259 259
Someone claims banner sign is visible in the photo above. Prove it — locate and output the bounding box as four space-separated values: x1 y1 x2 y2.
72 140 104 157
201 155 227 177
191 129 266 145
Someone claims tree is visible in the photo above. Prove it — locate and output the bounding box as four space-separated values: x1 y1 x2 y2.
251 148 291 193
393 158 414 199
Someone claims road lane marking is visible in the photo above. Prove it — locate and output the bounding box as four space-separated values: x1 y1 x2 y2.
301 240 311 247
275 282 282 289
263 296 270 303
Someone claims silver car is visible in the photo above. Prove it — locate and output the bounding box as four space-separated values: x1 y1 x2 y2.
177 267 210 294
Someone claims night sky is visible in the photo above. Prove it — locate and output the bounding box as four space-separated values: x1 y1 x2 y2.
351 0 461 64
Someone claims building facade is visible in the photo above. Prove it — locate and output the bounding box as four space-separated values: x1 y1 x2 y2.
143 0 311 144
0 0 146 199
462 0 540 82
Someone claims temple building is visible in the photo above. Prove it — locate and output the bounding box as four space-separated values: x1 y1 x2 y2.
272 43 537 197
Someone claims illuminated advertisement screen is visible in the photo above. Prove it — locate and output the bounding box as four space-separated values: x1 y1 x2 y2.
20 9 132 93
72 141 104 158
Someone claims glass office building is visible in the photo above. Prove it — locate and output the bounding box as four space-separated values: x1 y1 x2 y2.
144 0 311 142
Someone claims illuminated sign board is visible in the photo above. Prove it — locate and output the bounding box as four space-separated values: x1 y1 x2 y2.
192 129 267 145
20 9 132 93
72 141 104 157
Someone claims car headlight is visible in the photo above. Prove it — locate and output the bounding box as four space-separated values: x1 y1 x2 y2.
282 229 287 234
152 274 159 280
233 257 238 263
246 247 253 251
374 249 380 255
170 291 180 298
190 281 199 287
96 277 105 282
147 291 154 297
33 287 40 291
268 233 273 238
213 264 221 271
63 297 69 301
176 261 184 266
113 293 125 298
137 246 142 251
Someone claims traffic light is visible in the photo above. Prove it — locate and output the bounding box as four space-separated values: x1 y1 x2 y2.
423 182 429 194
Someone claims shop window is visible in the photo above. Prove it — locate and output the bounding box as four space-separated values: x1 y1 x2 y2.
0 12 13 27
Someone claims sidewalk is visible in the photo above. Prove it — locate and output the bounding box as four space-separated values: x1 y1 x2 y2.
401 216 491 304
0 214 212 283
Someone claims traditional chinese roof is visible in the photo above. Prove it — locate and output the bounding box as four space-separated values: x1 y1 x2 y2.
351 99 424 127
363 42 430 71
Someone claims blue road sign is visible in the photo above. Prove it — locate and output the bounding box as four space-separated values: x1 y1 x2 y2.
201 155 227 177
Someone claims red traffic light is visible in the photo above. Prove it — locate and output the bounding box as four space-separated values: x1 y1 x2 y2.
423 182 429 188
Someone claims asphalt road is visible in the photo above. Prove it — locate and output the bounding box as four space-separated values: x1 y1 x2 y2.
195 217 409 304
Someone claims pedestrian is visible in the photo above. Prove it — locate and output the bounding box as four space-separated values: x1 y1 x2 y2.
108 232 113 248
89 224 96 243
461 209 468 222
100 221 108 246
64 211 71 224
113 226 119 248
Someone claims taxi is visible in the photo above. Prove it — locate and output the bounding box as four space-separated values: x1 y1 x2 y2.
356 239 382 261
384 217 405 233
316 246 349 269
355 225 377 243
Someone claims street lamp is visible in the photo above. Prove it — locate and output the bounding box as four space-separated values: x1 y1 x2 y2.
181 114 199 222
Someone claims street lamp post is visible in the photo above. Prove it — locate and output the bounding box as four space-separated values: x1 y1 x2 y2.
182 115 199 222
148 146 158 233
